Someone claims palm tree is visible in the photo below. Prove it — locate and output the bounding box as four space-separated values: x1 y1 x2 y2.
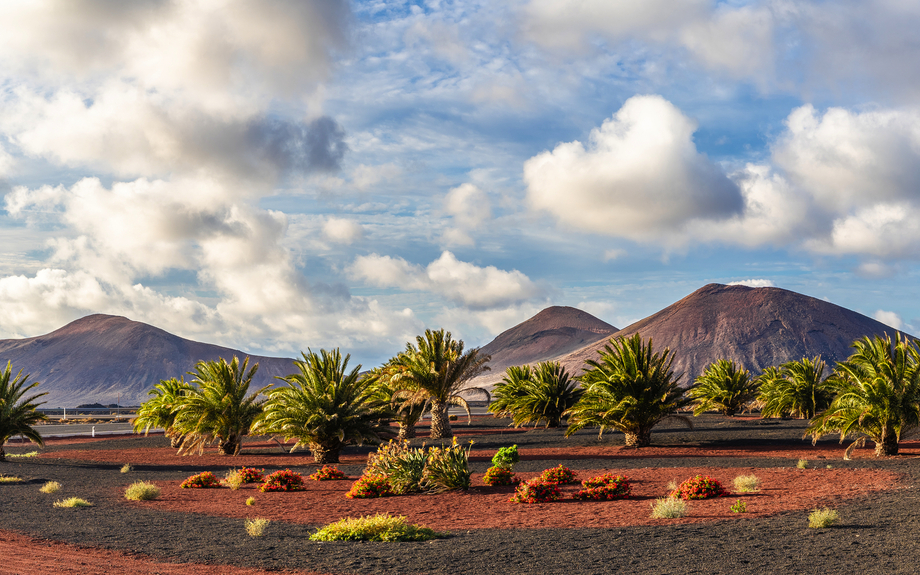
389 329 491 439
170 356 270 456
132 378 192 448
254 349 389 464
0 361 47 462
808 334 920 457
690 359 758 416
489 362 583 428
757 357 834 419
565 334 691 447
369 360 427 440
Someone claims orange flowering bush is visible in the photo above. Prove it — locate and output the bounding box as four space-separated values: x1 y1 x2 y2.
309 465 348 481
510 478 561 504
670 475 727 500
259 469 306 492
180 471 221 489
574 474 631 500
540 464 578 485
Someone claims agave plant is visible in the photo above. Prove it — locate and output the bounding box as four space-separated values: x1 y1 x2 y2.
254 349 389 464
170 356 270 456
808 334 920 457
489 361 582 428
0 361 47 462
132 378 193 448
565 334 691 447
758 357 835 419
690 359 758 416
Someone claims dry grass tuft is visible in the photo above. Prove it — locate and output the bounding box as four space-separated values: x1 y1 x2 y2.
650 497 688 519
733 474 761 493
120 464 132 474
796 459 809 469
246 496 256 506
0 475 24 484
124 481 160 501
53 497 92 508
40 481 61 494
809 508 839 528
245 518 270 537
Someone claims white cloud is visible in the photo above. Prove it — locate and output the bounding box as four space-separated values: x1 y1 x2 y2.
442 183 491 247
728 279 775 288
323 217 364 244
524 95 742 242
351 163 403 191
350 250 545 310
873 309 904 330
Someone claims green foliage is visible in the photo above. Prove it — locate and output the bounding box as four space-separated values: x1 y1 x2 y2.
170 357 269 456
259 469 306 492
491 444 519 469
132 378 192 446
0 360 47 461
421 439 472 493
124 481 161 501
650 497 687 519
733 474 761 492
346 475 394 499
482 466 518 486
757 357 835 419
690 359 758 416
53 497 92 508
489 362 583 428
730 499 747 513
40 481 61 493
365 440 428 494
566 334 691 447
574 474 631 500
309 513 446 542
669 475 727 500
387 329 491 439
254 348 388 464
808 334 920 457
510 478 561 504
539 464 578 485
808 507 839 528
180 471 222 488
245 518 270 537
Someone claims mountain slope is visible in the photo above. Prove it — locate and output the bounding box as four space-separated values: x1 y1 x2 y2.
0 314 296 407
558 283 905 384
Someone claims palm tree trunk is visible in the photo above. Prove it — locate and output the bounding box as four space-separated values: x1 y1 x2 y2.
397 422 417 440
875 428 899 456
429 400 453 439
0 445 5 462
218 435 240 456
310 442 341 464
623 427 652 448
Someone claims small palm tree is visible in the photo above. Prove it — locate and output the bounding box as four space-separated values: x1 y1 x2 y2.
132 378 193 448
489 362 583 428
565 334 691 447
389 329 490 439
758 357 834 419
808 334 920 457
170 356 270 456
690 359 758 416
254 349 389 464
0 361 47 462
369 360 427 440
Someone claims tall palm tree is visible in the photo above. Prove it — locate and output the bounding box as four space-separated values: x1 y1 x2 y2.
758 357 834 419
170 356 270 456
369 360 427 440
254 349 389 464
389 329 491 439
565 334 691 447
690 359 758 416
489 362 583 428
0 361 47 462
132 378 193 448
808 334 920 457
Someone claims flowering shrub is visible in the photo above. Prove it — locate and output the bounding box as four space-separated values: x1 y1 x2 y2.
669 475 727 500
234 467 265 483
573 474 631 500
491 445 520 469
259 469 306 492
510 478 561 504
483 465 518 486
346 475 394 499
540 464 578 485
309 465 348 481
180 471 222 489
365 440 427 494
421 439 472 493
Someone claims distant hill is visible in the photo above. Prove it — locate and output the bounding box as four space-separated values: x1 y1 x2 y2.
470 306 618 388
0 314 296 407
557 283 906 384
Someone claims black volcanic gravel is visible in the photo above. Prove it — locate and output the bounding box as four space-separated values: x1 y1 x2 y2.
3 416 920 574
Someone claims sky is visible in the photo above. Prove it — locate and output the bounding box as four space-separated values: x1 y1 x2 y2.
2 0 920 368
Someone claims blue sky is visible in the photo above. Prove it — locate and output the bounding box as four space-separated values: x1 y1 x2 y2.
2 0 920 367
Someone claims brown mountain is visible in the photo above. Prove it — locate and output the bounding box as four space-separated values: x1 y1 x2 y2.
471 306 618 387
558 283 905 384
0 314 297 408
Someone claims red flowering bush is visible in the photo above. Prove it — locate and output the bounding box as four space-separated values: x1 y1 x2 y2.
574 474 631 500
180 471 222 489
483 466 518 486
670 475 727 500
235 467 265 483
510 478 561 504
346 475 394 499
539 464 578 485
309 465 348 481
259 469 306 492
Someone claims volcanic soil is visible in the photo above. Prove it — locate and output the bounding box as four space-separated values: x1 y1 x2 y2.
3 415 920 574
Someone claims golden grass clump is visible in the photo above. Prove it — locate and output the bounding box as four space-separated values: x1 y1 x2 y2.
0 475 24 484
246 496 256 506
53 497 92 508
40 481 61 494
796 459 809 469
733 474 761 493
808 508 839 528
245 518 270 537
650 497 688 519
120 464 132 474
309 513 445 542
124 481 161 501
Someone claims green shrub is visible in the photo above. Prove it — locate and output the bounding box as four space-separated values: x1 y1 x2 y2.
540 464 578 485
573 474 631 500
180 471 222 489
809 508 839 528
120 463 132 474
124 481 161 501
421 439 471 493
53 497 92 508
259 469 305 492
797 459 809 469
245 517 270 537
491 444 519 469
483 466 518 486
40 481 61 494
346 475 394 499
0 475 23 484
308 465 348 481
670 475 727 500
730 499 747 513
733 474 761 493
365 441 427 494
309 513 445 542
510 478 561 504
650 497 687 519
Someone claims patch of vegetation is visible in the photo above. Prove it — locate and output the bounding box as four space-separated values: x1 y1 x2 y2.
540 464 578 485
245 517 270 537
346 475 394 499
808 508 839 528
669 475 727 500
483 466 517 486
180 471 222 488
421 439 472 492
650 497 688 519
40 481 61 493
365 440 427 494
0 360 48 462
489 362 583 428
0 475 23 483
730 499 747 513
53 497 92 508
733 474 761 492
246 496 255 506
120 463 132 473
7 451 39 459
308 465 348 481
510 478 561 504
124 481 161 501
309 513 446 542
690 359 758 416
796 459 809 469
225 467 265 490
259 469 306 492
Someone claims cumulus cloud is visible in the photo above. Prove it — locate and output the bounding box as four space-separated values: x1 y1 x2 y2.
524 95 742 242
873 310 904 331
323 217 364 244
442 183 491 246
728 279 775 288
350 251 545 310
